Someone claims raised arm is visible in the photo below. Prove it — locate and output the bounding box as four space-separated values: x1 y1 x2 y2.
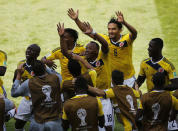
68 8 95 39
82 22 109 54
116 11 137 40
11 64 30 97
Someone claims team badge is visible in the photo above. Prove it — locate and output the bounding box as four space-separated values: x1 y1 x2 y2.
119 42 124 47
158 67 164 73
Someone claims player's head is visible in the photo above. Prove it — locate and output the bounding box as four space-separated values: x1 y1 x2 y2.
112 70 124 85
152 72 165 89
148 38 163 58
64 28 78 49
85 41 99 61
68 59 81 77
108 17 122 39
0 50 7 76
74 76 88 94
26 44 41 60
31 60 46 76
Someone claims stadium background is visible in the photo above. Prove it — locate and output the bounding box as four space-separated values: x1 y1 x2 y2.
0 0 177 130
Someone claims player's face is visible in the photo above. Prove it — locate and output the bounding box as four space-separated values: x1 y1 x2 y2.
26 46 38 59
63 32 75 50
148 41 159 57
85 43 98 60
108 23 121 39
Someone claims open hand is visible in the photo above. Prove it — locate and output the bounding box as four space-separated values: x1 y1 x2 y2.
57 22 65 37
68 8 79 20
115 11 125 24
83 22 93 35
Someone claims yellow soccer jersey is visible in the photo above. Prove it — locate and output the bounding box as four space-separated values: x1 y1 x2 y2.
17 60 33 81
62 94 103 120
46 45 85 81
105 87 142 109
86 51 111 90
0 50 7 96
139 57 177 92
99 33 135 80
0 50 7 67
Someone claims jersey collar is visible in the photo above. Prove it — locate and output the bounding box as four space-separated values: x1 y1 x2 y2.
110 35 122 45
150 56 164 64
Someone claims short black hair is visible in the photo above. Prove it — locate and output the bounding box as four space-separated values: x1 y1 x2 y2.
31 60 46 76
152 72 165 87
112 70 124 85
151 38 163 49
64 28 78 43
29 44 41 57
68 59 81 77
90 41 99 51
108 17 122 29
74 76 88 92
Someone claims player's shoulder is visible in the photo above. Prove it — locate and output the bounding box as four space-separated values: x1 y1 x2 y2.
141 58 151 64
17 59 26 66
0 50 7 58
52 47 61 53
75 43 84 48
162 57 175 70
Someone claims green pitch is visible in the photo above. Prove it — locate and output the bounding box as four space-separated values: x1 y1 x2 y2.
0 0 177 130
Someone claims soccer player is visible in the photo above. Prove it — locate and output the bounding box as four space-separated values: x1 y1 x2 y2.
57 22 113 131
11 60 63 131
42 28 85 81
62 59 97 101
13 44 41 131
88 70 142 131
136 72 178 131
68 8 137 88
62 76 105 131
137 38 178 92
0 50 7 98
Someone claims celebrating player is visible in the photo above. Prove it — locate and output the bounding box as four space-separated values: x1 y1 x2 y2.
68 8 137 88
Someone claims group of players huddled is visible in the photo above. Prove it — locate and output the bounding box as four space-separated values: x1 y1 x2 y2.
0 8 178 131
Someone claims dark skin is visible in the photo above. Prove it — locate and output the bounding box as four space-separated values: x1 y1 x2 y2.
41 30 76 70
13 44 40 129
68 8 137 43
0 66 6 76
137 40 178 90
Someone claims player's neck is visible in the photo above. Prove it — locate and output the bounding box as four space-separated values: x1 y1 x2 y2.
151 55 163 63
111 34 121 42
26 58 35 66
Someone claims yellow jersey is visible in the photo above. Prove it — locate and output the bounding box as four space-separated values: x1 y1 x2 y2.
46 44 85 81
99 33 135 79
86 51 111 90
139 57 177 92
0 50 7 97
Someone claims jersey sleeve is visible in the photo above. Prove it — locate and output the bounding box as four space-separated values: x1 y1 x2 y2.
46 49 62 60
96 97 104 116
0 50 7 67
105 88 115 98
171 95 178 110
62 107 68 120
138 61 146 77
168 64 177 80
124 33 133 45
89 70 97 87
132 89 143 109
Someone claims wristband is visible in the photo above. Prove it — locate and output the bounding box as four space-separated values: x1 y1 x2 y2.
91 30 96 35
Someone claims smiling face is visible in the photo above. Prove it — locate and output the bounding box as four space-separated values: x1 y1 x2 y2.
108 23 122 40
63 32 75 50
26 44 40 60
